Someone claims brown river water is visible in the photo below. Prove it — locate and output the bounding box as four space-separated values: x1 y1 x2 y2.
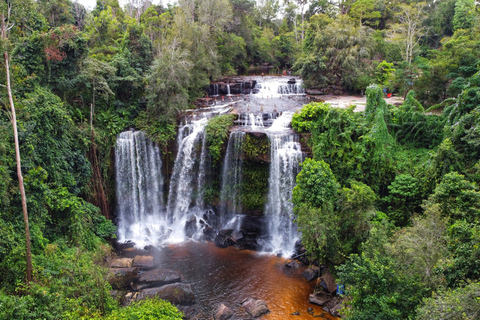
123 241 337 319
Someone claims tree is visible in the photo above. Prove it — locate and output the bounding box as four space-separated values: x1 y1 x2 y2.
349 0 381 27
37 0 74 28
427 172 480 222
255 0 280 28
1 11 32 283
388 2 428 65
417 281 480 320
387 204 449 288
374 60 395 86
453 0 476 31
292 158 339 209
295 15 375 91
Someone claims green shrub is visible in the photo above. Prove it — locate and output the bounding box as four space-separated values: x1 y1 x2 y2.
104 298 183 320
205 114 236 164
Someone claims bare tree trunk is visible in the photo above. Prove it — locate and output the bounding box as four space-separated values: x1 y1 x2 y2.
2 21 32 283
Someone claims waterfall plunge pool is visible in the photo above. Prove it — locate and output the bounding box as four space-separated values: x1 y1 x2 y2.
121 241 337 320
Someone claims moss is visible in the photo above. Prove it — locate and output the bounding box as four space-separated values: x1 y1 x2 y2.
240 160 269 213
205 114 236 165
242 133 270 161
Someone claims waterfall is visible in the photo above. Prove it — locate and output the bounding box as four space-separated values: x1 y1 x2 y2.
277 83 305 95
249 113 264 129
255 78 305 97
264 112 303 256
219 131 245 229
166 118 209 241
227 84 231 96
115 131 165 246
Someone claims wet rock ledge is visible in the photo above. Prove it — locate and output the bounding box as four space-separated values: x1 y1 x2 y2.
107 255 195 307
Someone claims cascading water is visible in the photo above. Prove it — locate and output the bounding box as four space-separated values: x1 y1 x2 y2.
263 112 303 256
255 78 305 98
219 131 246 229
166 118 209 241
249 113 264 129
115 131 165 246
227 84 231 96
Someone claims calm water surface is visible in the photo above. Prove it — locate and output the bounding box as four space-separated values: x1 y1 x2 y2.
125 241 336 319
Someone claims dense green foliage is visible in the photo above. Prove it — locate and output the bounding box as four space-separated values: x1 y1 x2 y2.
292 76 480 318
104 298 183 320
205 114 236 164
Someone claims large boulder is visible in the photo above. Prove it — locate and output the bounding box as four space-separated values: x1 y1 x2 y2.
185 216 197 238
137 283 195 306
214 304 234 320
109 258 133 268
108 267 139 289
317 270 336 294
132 268 182 290
214 229 234 248
302 266 320 282
285 260 301 268
241 298 270 318
132 255 155 269
308 292 332 307
305 88 325 95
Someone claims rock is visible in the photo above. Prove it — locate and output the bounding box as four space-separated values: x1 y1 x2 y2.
305 88 325 95
109 258 133 268
302 266 320 282
328 297 343 317
214 303 233 320
309 292 332 306
132 255 155 269
214 229 234 248
317 270 336 294
231 230 244 243
123 291 138 306
203 226 216 242
286 260 301 268
307 307 314 315
178 306 206 319
108 267 139 289
241 298 270 318
287 78 296 84
293 240 306 255
114 240 135 251
333 90 343 95
241 216 265 234
185 215 197 238
137 283 195 306
132 268 182 290
291 311 300 315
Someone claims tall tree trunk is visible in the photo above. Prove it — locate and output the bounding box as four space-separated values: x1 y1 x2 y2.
2 13 32 283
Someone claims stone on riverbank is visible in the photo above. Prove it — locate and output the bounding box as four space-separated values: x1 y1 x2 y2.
136 283 195 306
309 292 332 306
109 257 133 268
214 303 233 320
108 267 139 289
302 266 320 282
241 298 270 318
132 268 183 290
132 255 155 269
